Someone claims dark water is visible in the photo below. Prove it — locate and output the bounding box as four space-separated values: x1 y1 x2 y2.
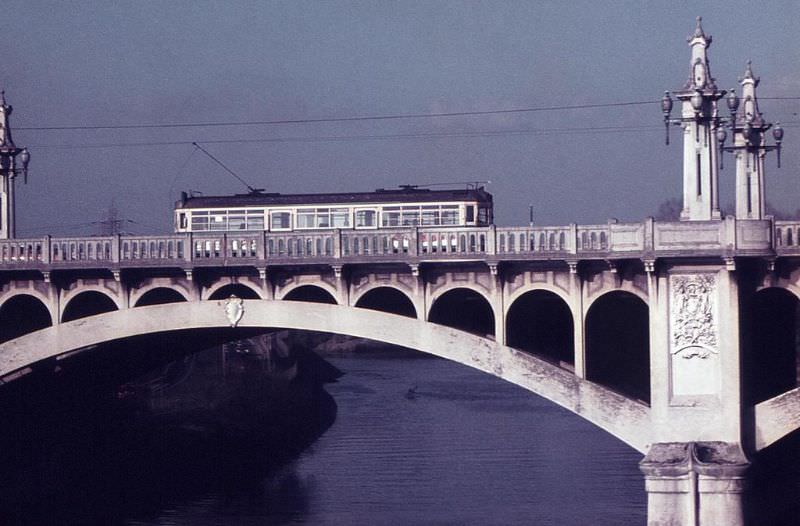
125 350 647 525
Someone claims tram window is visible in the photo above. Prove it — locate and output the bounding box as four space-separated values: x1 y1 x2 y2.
441 207 459 225
209 214 227 231
297 210 315 229
402 208 420 226
382 207 401 227
271 211 292 230
421 207 440 226
316 208 331 228
331 208 350 228
246 213 265 230
356 210 376 228
191 214 209 231
465 205 475 223
229 214 246 230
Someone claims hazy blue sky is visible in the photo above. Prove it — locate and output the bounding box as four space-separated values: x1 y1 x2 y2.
2 1 798 234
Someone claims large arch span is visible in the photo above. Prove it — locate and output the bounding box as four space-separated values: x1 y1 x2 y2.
0 300 653 451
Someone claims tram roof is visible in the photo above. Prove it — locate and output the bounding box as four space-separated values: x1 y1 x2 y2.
176 187 493 210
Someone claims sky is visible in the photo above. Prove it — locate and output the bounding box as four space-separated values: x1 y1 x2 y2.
2 1 799 235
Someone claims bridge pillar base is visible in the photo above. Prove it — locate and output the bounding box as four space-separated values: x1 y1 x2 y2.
640 442 749 526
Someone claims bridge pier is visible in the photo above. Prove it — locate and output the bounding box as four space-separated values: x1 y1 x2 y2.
640 442 749 526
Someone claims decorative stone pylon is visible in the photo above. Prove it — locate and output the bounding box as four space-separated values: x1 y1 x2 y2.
0 91 30 239
662 17 725 221
733 61 769 220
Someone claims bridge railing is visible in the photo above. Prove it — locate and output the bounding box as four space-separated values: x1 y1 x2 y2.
775 220 800 254
265 232 336 259
49 236 115 264
0 238 46 264
341 229 415 258
0 217 792 270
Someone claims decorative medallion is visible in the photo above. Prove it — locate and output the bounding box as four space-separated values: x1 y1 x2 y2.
670 274 718 359
224 294 245 327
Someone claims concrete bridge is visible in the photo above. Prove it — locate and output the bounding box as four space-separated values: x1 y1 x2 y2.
0 217 798 524
1 18 798 526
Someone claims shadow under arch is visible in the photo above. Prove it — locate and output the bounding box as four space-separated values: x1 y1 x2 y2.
283 285 337 304
62 290 118 323
744 287 800 405
355 286 416 318
208 284 261 301
506 289 574 368
0 294 52 344
134 287 188 307
585 290 650 404
428 287 494 338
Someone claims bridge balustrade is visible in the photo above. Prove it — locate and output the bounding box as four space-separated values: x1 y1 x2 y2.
0 239 45 264
50 237 114 264
497 226 573 255
576 225 610 252
340 229 412 257
121 236 185 262
776 221 800 255
265 232 335 259
0 218 790 271
418 227 487 256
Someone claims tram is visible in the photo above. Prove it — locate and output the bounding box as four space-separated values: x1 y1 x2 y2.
174 185 493 233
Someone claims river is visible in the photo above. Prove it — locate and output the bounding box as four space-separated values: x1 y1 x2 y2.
125 348 647 525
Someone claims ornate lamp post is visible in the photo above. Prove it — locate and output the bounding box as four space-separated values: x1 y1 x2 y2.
660 18 784 221
0 91 30 238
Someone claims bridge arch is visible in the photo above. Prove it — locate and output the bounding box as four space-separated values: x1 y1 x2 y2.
278 283 339 304
744 286 800 405
428 286 495 338
354 285 417 318
584 281 649 314
61 290 120 323
133 287 189 307
0 300 651 453
506 288 575 368
204 279 263 301
0 294 53 344
130 281 194 307
0 288 56 325
585 290 650 403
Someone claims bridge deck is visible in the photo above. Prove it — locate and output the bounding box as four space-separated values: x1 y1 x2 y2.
0 219 796 272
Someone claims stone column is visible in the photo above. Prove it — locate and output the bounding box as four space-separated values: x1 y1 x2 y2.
640 442 749 526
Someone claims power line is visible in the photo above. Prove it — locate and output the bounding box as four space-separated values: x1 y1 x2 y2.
14 96 799 133
27 119 800 150
26 123 667 150
16 100 659 131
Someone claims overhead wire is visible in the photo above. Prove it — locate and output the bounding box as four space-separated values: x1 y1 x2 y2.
15 100 660 131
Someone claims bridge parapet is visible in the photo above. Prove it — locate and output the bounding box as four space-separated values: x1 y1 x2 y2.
775 220 800 255
0 218 786 271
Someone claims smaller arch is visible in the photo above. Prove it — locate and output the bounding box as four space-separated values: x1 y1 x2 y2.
134 287 188 307
282 284 338 304
585 290 650 403
62 290 119 323
745 287 800 404
355 286 417 318
0 294 53 344
428 287 495 338
506 289 574 367
207 282 262 301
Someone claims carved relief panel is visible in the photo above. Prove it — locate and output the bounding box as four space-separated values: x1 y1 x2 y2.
669 272 720 400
